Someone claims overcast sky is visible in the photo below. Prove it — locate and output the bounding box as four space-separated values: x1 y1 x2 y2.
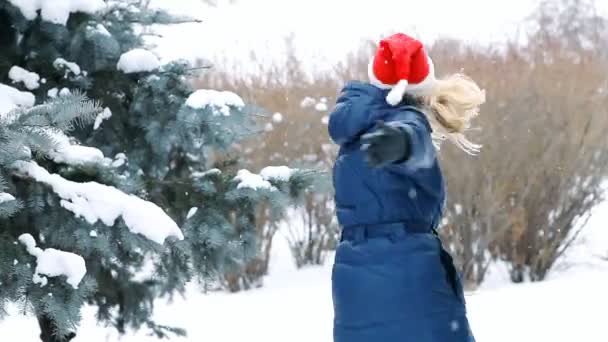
151 0 608 71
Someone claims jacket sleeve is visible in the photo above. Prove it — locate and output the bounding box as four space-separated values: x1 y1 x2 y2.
328 85 374 145
328 95 352 145
382 108 436 171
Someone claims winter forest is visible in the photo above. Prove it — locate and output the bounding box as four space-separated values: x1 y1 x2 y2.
0 0 607 341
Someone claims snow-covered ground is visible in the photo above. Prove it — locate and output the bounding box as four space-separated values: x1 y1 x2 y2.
2 199 607 342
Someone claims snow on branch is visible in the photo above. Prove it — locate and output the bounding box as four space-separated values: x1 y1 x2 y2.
234 170 275 191
234 166 299 191
260 166 296 182
8 66 40 90
185 89 245 116
48 131 107 167
0 83 35 116
117 49 161 74
53 58 82 77
0 193 16 204
18 234 86 289
8 0 105 25
191 168 221 179
14 161 184 244
94 107 112 130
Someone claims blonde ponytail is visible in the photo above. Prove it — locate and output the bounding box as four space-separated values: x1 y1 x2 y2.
423 73 486 154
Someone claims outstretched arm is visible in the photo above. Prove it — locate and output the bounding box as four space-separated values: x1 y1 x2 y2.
361 108 435 171
361 120 411 167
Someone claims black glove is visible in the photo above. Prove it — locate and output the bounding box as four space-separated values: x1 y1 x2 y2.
361 121 411 167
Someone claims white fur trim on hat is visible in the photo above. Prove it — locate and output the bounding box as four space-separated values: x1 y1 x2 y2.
386 80 409 106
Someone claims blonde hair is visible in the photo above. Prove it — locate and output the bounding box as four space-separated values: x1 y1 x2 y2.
422 73 486 154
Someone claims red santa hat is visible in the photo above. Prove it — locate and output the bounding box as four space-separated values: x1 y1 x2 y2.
368 33 436 106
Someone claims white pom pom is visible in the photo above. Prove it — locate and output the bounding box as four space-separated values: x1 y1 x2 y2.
386 80 409 106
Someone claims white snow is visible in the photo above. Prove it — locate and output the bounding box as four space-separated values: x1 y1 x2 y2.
89 23 111 37
314 102 328 112
320 143 334 155
117 49 161 74
259 166 296 182
47 88 58 98
186 207 198 219
321 116 329 125
8 66 40 90
94 107 112 130
300 97 328 112
53 58 82 76
32 273 48 287
0 193 16 204
264 123 274 132
111 153 127 168
300 96 316 108
234 169 274 191
9 0 105 25
89 230 98 238
14 161 184 245
59 88 71 97
3 203 608 341
185 89 245 116
272 112 283 123
455 203 463 215
0 83 35 116
191 168 222 178
18 234 86 289
408 187 417 199
235 167 297 190
48 132 107 167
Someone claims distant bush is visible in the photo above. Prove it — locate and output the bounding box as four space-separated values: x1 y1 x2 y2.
437 0 608 285
197 0 608 288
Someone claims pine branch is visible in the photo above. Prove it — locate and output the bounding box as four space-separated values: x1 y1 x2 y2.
157 65 212 75
7 93 102 133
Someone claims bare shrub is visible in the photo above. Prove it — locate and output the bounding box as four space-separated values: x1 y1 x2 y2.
436 0 608 286
196 39 340 276
284 194 339 268
197 0 608 289
223 204 278 292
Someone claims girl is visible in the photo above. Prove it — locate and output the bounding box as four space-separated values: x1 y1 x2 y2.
329 33 485 342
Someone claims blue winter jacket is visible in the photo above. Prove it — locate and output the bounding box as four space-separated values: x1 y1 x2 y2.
329 81 475 342
329 81 445 231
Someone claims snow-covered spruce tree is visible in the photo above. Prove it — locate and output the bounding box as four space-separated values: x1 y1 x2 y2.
0 91 153 342
0 1 315 341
